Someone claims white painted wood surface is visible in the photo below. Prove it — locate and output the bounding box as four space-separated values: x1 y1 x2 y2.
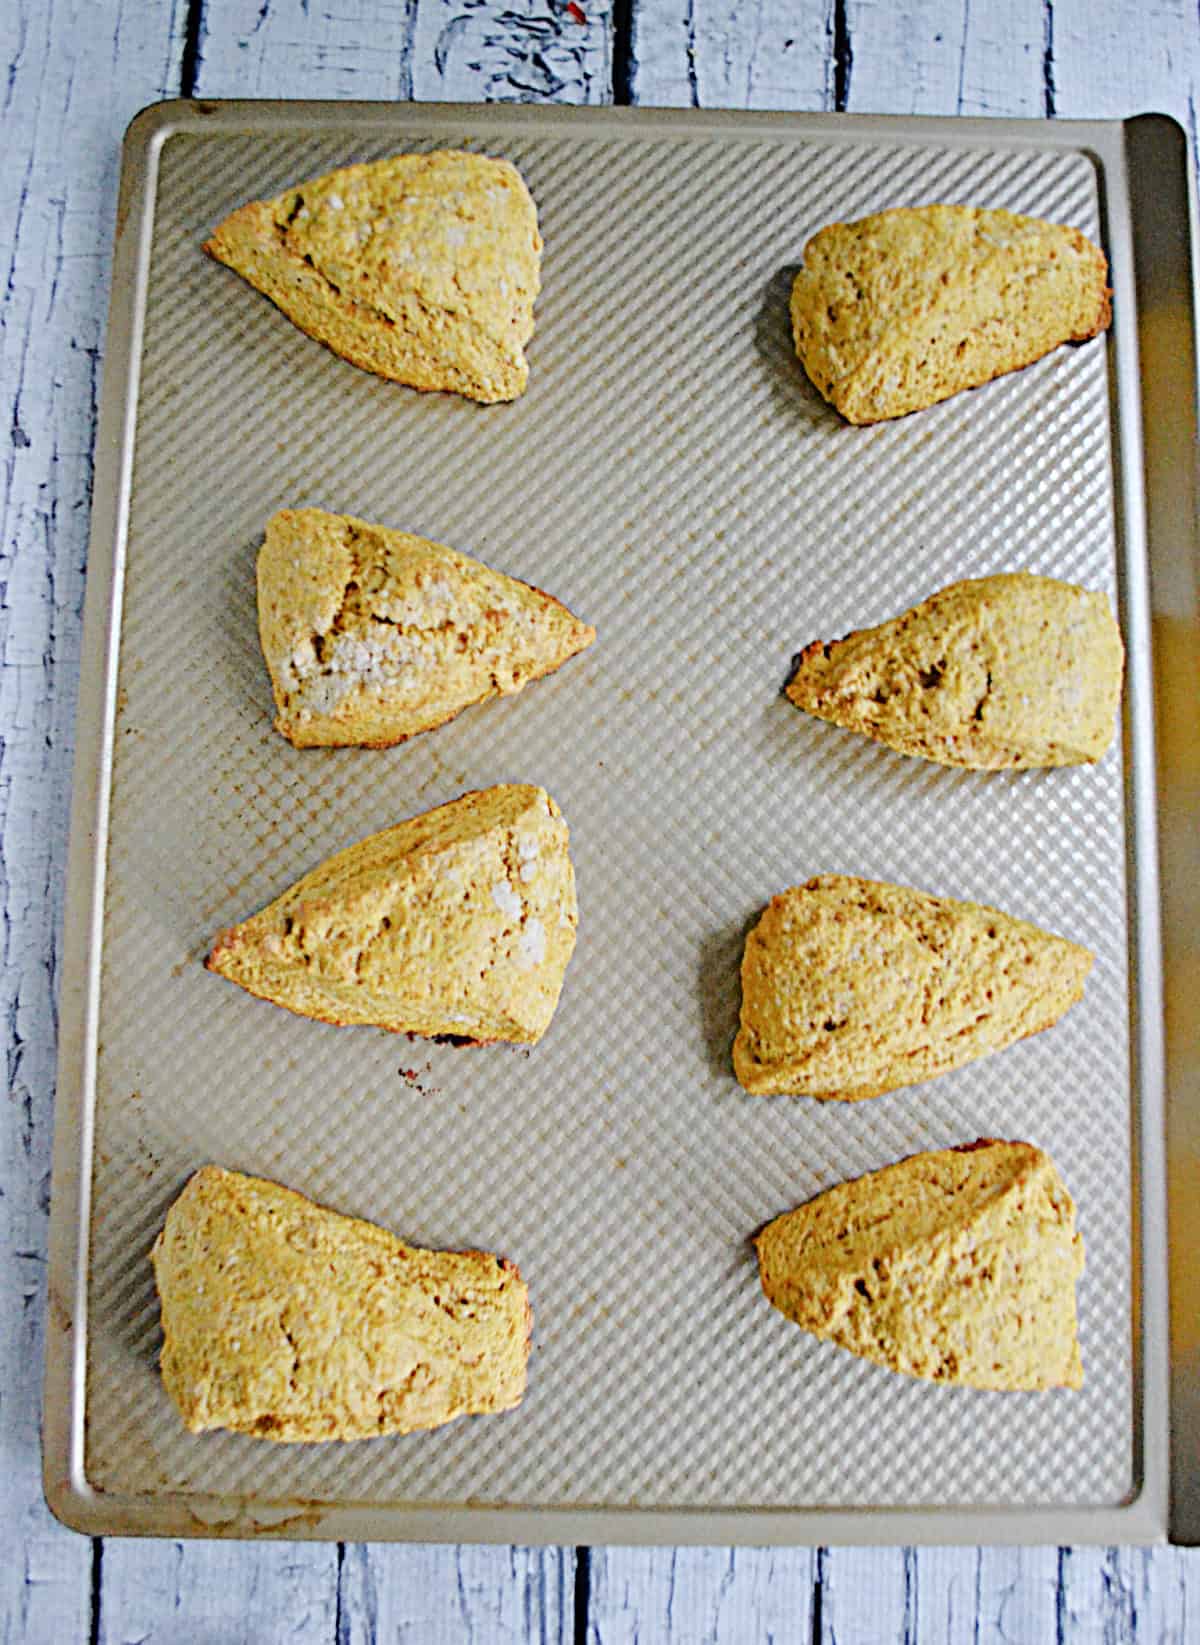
192 0 612 104
842 0 1044 117
96 1541 338 1644
2 5 188 1638
4 0 1200 1639
629 0 833 109
339 1545 575 1643
587 1547 818 1642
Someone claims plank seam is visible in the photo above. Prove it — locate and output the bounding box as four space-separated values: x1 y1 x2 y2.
812 1546 827 1643
574 1547 590 1645
833 0 853 113
955 0 971 114
903 1546 917 1643
89 1540 102 1645
396 0 417 105
611 0 634 104
180 0 207 98
684 0 699 107
1042 0 1057 118
334 1542 346 1645
973 1548 982 1645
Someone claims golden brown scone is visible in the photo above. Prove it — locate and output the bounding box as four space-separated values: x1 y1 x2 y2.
790 204 1111 423
151 1166 531 1441
258 508 595 748
204 150 542 403
755 1140 1084 1390
733 876 1092 1098
207 785 577 1044
786 573 1124 769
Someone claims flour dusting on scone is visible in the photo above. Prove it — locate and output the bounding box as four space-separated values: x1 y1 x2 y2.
733 875 1092 1098
207 785 577 1044
755 1140 1085 1390
152 1166 532 1441
786 573 1123 769
258 508 594 748
790 204 1110 423
204 150 542 402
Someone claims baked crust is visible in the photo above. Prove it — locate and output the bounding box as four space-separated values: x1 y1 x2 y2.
257 507 594 748
790 204 1111 423
786 573 1124 769
733 875 1092 1098
207 785 578 1045
756 1140 1084 1390
204 150 542 403
152 1166 532 1440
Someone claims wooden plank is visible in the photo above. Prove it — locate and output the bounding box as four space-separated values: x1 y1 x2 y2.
842 0 1044 117
818 1547 1200 1642
626 0 1046 114
971 1548 1060 1642
194 0 613 103
906 1548 1059 1643
1051 0 1199 160
588 1547 817 1643
628 0 831 110
411 0 613 103
1058 1547 1198 1645
338 1543 575 1642
816 1548 911 1644
188 0 422 100
97 1541 337 1644
0 3 189 1638
620 0 1200 134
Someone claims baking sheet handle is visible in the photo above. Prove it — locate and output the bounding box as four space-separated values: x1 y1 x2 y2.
1127 113 1200 1548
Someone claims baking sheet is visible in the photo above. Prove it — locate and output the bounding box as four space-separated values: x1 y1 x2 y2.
45 102 1182 1543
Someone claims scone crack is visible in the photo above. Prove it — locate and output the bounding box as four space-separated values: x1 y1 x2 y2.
284 541 484 719
278 1314 301 1387
491 827 549 972
258 509 593 748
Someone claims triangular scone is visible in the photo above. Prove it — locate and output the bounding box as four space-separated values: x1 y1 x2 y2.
204 150 541 403
152 1167 532 1440
790 204 1111 423
786 574 1123 769
755 1140 1084 1390
258 508 595 748
733 876 1091 1098
207 785 577 1044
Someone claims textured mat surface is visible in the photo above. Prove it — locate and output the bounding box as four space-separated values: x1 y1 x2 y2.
84 115 1131 1511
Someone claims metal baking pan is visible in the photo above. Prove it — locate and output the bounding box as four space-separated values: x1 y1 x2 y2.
43 101 1199 1544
